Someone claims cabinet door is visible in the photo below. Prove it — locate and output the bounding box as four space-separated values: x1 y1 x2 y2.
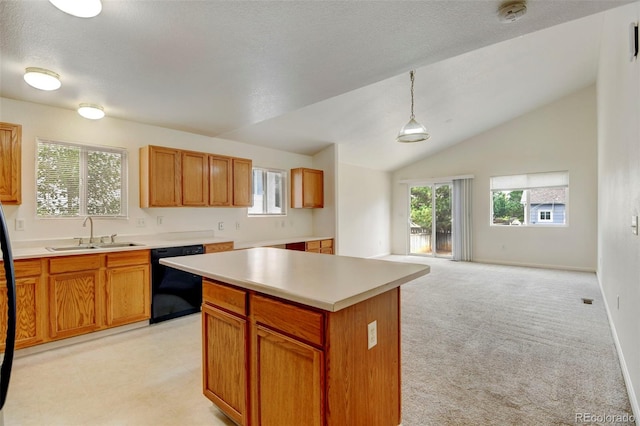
209 155 232 206
0 122 22 204
203 304 248 426
303 169 323 208
251 325 323 426
105 264 150 327
0 276 43 350
204 242 234 253
232 158 252 207
141 146 181 207
48 270 101 340
182 150 209 206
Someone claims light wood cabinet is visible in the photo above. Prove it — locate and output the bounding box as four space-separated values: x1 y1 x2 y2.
0 122 22 204
105 250 150 327
232 158 253 207
291 168 323 209
140 145 251 208
209 155 232 206
204 242 234 254
182 150 209 206
285 238 334 255
202 279 401 425
0 259 45 350
140 145 182 208
48 254 102 340
202 279 249 425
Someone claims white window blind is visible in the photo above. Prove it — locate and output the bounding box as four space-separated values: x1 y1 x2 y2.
490 171 569 191
36 138 128 217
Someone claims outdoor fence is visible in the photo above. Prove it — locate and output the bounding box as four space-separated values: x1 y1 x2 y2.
410 232 452 255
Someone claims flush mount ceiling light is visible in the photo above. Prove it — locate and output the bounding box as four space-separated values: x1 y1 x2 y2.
23 67 61 91
49 0 102 18
77 103 105 120
396 70 430 143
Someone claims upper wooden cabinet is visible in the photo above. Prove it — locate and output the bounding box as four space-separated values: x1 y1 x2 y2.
0 122 22 204
291 168 323 209
140 145 181 208
182 150 209 206
140 145 251 208
232 158 252 207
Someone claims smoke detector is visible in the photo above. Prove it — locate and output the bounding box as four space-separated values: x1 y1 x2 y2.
498 1 527 23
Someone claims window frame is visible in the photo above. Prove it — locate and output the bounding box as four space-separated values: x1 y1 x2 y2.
36 138 129 219
490 171 569 227
538 210 552 222
248 166 287 217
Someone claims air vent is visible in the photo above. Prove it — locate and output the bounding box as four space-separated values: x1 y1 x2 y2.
582 298 594 305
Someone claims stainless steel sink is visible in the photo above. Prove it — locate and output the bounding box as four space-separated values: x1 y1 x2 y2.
46 242 142 252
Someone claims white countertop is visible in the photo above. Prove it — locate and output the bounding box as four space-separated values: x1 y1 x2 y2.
8 232 331 260
160 247 430 312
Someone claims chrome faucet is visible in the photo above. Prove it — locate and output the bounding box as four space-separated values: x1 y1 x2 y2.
83 216 94 243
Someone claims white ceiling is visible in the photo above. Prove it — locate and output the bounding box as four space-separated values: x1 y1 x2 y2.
0 0 634 171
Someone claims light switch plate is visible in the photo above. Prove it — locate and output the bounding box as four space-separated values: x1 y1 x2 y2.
632 215 638 235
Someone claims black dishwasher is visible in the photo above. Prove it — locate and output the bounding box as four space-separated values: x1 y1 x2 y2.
150 245 204 324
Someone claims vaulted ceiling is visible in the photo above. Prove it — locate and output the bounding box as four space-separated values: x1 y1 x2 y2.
1 1 634 170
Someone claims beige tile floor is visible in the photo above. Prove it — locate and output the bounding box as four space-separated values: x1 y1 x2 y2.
4 314 235 426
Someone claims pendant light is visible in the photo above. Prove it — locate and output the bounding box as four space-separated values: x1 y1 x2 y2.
396 70 430 143
78 103 105 120
49 0 102 18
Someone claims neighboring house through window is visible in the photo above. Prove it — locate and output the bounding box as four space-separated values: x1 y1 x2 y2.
491 171 568 226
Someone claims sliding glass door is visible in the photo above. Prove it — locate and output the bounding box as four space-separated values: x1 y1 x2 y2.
409 183 452 257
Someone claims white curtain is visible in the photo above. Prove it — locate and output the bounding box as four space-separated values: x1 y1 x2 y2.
452 178 473 261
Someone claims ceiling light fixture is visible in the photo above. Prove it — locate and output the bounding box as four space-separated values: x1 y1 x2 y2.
397 70 429 143
23 67 61 91
49 0 102 18
77 103 105 120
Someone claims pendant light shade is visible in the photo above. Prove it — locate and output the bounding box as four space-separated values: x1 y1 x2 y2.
23 67 61 91
49 0 102 18
397 70 429 143
77 103 105 120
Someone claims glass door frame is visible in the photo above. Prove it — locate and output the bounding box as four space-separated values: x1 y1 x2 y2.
407 182 453 258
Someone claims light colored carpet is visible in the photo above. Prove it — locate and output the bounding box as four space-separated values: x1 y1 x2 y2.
388 256 634 425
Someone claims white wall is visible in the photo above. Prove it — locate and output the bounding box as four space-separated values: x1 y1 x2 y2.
337 162 391 258
597 1 640 415
0 97 315 244
391 85 598 271
312 144 337 241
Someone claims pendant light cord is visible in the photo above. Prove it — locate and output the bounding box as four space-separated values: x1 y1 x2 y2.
409 70 415 120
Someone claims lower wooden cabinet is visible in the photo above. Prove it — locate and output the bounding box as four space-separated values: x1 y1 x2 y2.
252 325 323 426
285 238 333 255
202 303 248 425
105 251 150 327
202 278 399 425
48 254 102 340
204 241 234 254
0 259 45 350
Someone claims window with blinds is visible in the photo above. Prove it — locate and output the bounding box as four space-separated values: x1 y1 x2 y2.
36 139 128 217
490 171 568 226
248 167 286 216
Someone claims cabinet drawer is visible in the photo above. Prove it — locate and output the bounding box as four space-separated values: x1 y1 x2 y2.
203 279 247 316
320 239 333 248
0 258 42 280
251 294 324 347
306 241 321 251
49 254 101 274
205 242 234 253
106 250 150 268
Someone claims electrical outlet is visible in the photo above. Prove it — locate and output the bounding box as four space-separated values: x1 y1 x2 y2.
157 216 163 225
218 222 224 231
136 218 146 227
15 218 25 231
235 222 240 230
367 321 377 350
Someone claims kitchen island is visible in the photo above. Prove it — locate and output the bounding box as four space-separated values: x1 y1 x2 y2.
160 247 430 426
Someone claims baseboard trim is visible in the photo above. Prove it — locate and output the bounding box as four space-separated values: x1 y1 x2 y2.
473 257 595 273
596 272 639 420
